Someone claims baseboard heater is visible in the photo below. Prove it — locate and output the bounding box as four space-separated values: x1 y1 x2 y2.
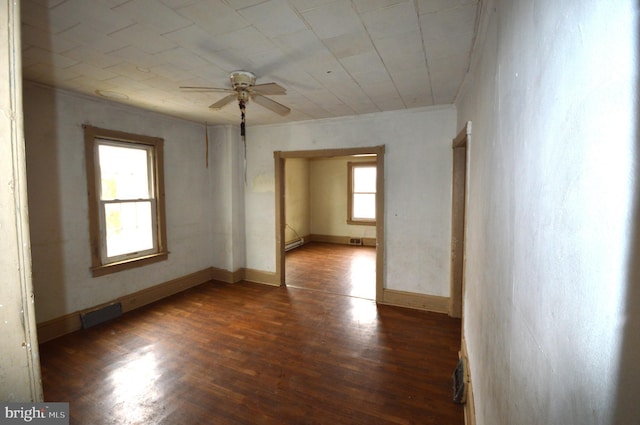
80 302 122 329
285 238 304 252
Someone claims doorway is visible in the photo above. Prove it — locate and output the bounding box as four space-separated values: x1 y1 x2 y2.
449 122 471 318
274 146 385 302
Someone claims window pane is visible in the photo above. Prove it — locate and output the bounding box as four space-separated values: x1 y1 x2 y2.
99 144 150 200
353 193 376 220
353 166 376 192
104 201 154 258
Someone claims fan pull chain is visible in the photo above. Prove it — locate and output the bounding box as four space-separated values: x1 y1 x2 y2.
204 121 209 169
240 100 247 184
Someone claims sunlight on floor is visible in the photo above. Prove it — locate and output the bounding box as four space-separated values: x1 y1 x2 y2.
349 254 376 299
107 347 164 423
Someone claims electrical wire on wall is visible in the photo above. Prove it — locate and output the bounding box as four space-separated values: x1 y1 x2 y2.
240 99 247 184
286 223 301 241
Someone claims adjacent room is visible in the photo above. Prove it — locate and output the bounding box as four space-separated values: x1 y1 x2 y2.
1 1 638 424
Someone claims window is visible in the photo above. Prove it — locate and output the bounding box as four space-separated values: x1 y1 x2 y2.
84 125 168 277
348 161 377 225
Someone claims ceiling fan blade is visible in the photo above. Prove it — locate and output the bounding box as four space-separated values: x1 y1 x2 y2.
180 86 234 93
209 94 237 109
252 93 291 116
251 82 286 95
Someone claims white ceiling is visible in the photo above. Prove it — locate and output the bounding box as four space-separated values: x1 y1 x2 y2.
21 0 480 125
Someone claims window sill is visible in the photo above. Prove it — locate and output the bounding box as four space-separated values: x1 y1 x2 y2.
91 251 169 277
347 219 376 226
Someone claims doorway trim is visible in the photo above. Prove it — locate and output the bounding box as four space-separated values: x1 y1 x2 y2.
274 145 385 302
449 121 471 318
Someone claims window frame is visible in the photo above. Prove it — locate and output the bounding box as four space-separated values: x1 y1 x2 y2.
84 125 168 277
347 161 377 226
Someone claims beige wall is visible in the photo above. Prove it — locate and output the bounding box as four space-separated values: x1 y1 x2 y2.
284 158 310 243
309 156 376 240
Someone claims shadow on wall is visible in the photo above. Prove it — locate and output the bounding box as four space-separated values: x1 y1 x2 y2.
613 14 640 422
22 8 67 326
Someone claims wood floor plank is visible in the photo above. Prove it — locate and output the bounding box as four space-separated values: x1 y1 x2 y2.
40 244 463 424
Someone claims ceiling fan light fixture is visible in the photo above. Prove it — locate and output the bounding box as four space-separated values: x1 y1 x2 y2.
230 70 256 89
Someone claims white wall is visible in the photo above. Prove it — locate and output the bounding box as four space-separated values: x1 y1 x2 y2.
244 106 456 296
23 83 220 322
456 0 639 423
209 125 246 273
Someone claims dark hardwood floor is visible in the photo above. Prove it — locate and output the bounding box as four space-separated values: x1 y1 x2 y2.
286 242 377 299
40 243 463 424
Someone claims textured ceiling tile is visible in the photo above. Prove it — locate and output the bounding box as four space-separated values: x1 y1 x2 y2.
104 63 160 81
52 0 134 34
416 0 478 15
391 69 433 103
159 0 201 8
21 0 79 33
176 0 249 36
300 1 363 39
374 31 426 74
424 32 474 62
428 59 466 103
113 0 194 33
149 63 194 82
225 0 266 9
351 67 392 86
65 63 120 81
62 46 124 69
273 29 332 68
21 24 80 54
28 0 67 7
155 47 216 71
162 24 216 50
323 31 375 59
201 26 276 56
340 50 386 77
374 97 406 111
352 0 408 14
109 24 178 54
57 24 130 53
361 1 420 39
237 0 307 38
106 46 166 69
288 0 336 13
360 78 399 98
22 62 80 83
19 0 481 125
420 3 478 41
21 45 79 68
65 76 118 92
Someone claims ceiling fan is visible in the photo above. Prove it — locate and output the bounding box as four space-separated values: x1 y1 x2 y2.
181 71 290 183
180 70 291 117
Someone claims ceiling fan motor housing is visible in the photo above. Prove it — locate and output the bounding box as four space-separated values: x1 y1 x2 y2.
230 71 256 89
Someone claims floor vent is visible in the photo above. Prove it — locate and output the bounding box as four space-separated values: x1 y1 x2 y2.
349 238 363 246
452 357 468 404
80 303 122 329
